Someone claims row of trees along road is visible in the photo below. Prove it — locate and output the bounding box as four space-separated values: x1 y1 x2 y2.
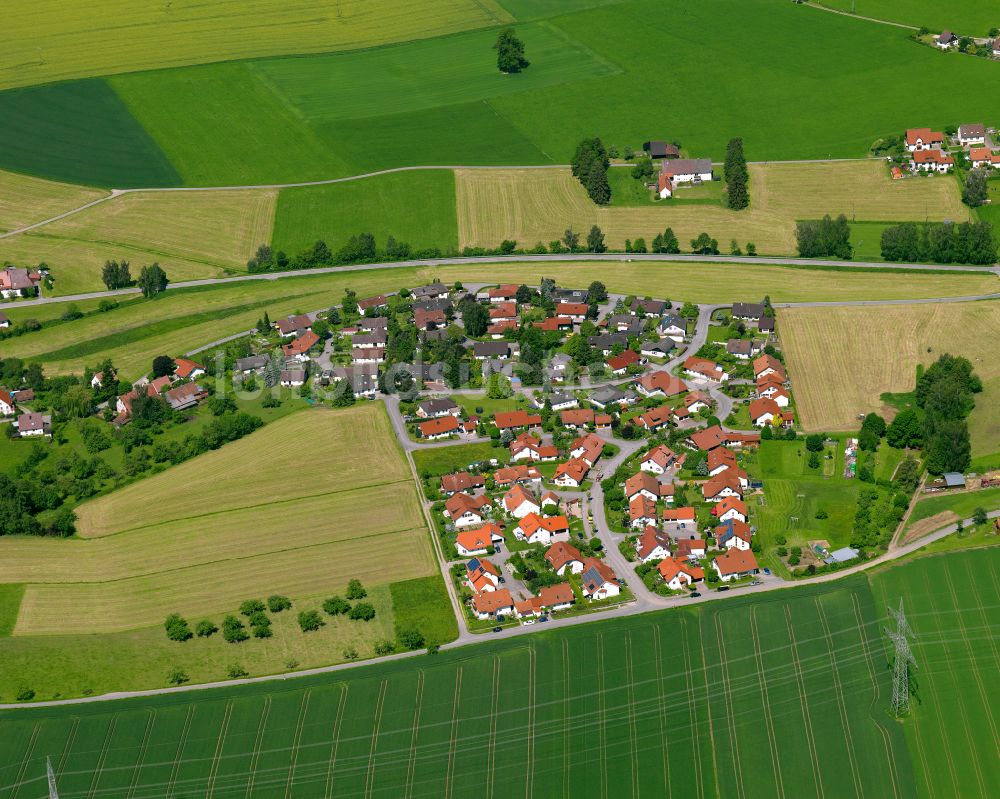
101 260 169 298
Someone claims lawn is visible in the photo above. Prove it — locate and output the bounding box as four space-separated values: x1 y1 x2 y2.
0 169 105 235
0 405 453 696
0 80 180 188
4 560 976 796
815 0 995 32
0 0 513 90
455 161 969 254
0 188 277 295
272 171 458 258
0 585 24 638
779 300 1000 454
869 548 1000 799
412 441 510 476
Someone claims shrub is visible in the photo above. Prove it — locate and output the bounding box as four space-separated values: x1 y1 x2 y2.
222 615 249 643
16 687 35 702
346 579 367 600
167 667 189 685
815 509 828 520
374 640 396 656
196 619 218 637
323 596 351 616
398 627 425 650
239 599 265 616
164 613 193 642
267 595 292 613
298 610 325 632
227 664 248 679
349 602 376 622
247 611 270 628
253 624 273 639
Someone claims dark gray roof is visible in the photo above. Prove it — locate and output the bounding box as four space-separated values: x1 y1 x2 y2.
235 355 269 372
727 339 753 355
588 332 629 349
357 317 388 331
631 299 667 315
732 303 765 319
642 339 675 354
412 283 448 299
413 298 452 313
418 398 459 414
958 123 985 137
659 315 686 331
352 331 388 346
473 341 510 358
553 288 589 303
643 141 680 159
661 158 713 176
758 316 775 332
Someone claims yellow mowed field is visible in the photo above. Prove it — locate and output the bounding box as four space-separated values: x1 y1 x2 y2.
1 0 513 90
0 169 106 234
779 300 1000 455
76 404 410 536
0 406 437 634
421 261 999 304
0 189 277 296
455 162 970 253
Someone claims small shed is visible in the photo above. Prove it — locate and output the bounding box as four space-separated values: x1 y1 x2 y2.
643 141 680 159
943 472 966 489
825 547 859 565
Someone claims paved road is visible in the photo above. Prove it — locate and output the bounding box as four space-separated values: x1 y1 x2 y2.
804 0 919 30
3 252 997 310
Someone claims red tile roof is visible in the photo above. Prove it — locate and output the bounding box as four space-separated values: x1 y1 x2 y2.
545 541 583 571
282 330 320 357
494 410 542 429
714 548 759 576
419 415 460 437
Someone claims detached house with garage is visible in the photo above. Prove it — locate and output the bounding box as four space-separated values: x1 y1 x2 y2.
514 513 570 545
580 558 621 600
635 525 672 563
455 524 504 557
545 541 586 575
657 557 704 591
553 458 590 488
444 492 492 527
472 588 515 620
503 485 541 518
906 128 944 150
713 548 760 582
958 123 986 147
912 148 954 173
683 356 727 382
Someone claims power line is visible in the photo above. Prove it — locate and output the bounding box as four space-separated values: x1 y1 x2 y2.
46 757 59 799
885 598 917 717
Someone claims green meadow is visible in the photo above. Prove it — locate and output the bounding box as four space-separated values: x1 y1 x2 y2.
816 0 997 32
272 171 459 256
3 549 995 798
3 0 1000 186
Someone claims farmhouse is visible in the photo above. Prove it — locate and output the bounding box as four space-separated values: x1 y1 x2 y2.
657 557 703 590
503 485 541 518
713 548 760 582
419 415 460 440
661 158 714 183
472 588 514 620
635 526 672 563
515 513 570 545
441 472 485 495
912 149 954 173
905 128 943 150
15 411 51 437
0 266 42 298
934 30 957 49
958 123 986 147
683 356 727 382
444 492 492 527
580 558 621 600
545 541 585 575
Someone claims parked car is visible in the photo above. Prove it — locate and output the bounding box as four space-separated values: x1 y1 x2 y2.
688 592 701 598
717 586 729 592
492 626 504 633
539 616 549 623
522 619 535 626
762 568 771 576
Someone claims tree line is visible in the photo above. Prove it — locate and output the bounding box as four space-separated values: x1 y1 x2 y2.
795 215 852 259
101 260 169 298
880 220 996 265
246 234 440 273
723 137 749 210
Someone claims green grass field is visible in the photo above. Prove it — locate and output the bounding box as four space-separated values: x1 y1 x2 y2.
412 442 510 477
272 171 458 257
0 170 105 235
9 549 999 797
816 0 995 32
901 487 1000 538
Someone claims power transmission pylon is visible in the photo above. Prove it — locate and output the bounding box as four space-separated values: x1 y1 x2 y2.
46 757 60 799
884 599 917 717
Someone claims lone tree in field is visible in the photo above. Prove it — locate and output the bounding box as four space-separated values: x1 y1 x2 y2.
137 263 169 298
962 168 988 207
101 259 132 291
494 29 529 73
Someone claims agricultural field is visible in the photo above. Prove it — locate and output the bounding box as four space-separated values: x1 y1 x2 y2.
0 189 277 295
0 170 105 234
4 0 1000 186
815 0 996 32
9 551 1000 796
455 162 969 253
779 300 1000 455
1 0 513 90
272 171 459 258
899 486 1000 541
0 405 453 696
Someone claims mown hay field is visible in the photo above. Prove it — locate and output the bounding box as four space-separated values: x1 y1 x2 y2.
76 404 411 537
817 0 993 31
455 162 969 253
779 300 1000 454
0 406 437 635
0 0 512 90
0 188 277 296
0 169 105 234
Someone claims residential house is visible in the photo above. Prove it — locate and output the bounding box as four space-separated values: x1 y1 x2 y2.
713 548 760 582
274 314 312 337
173 358 205 380
282 330 320 361
912 148 954 172
625 471 662 502
958 123 987 147
631 298 668 317
643 140 680 159
414 308 446 330
473 341 511 360
279 369 306 387
541 491 560 508
993 37 1000 57
351 346 385 364
352 330 388 347
331 366 379 399
561 408 595 429
235 355 269 375
687 425 727 451
356 316 388 332
731 302 766 321
570 433 605 466
701 473 743 503
683 356 727 382
358 295 388 312
558 302 589 322
454 525 502 557
641 339 676 359
758 316 775 334
589 386 638 409
545 541 586 575
488 284 519 303
441 472 486 495
658 315 687 341
472 588 514 620
0 266 41 298
509 433 558 462
493 464 542 489
657 557 704 590
674 538 707 560
607 349 643 376
661 158 714 183
588 332 629 354
640 444 677 474
538 583 575 611
444 492 492 527
487 319 517 338
419 415 460 440
553 288 589 304
726 339 759 360
416 398 461 418
712 497 747 524
0 389 15 416
606 314 644 335
494 410 542 431
716 519 753 551
554 458 590 487
638 405 672 431
580 558 621 600
658 175 674 198
707 447 738 476
515 512 570 545
539 392 578 412
671 391 710 423
637 370 687 398
752 354 786 382
503 485 541 518
905 127 944 150
635 525 672 563
548 353 573 381
15 411 51 437
412 283 450 300
630 495 658 528
934 30 957 49
164 382 207 411
466 558 501 593
749 397 793 428
489 302 518 323
968 147 1000 169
